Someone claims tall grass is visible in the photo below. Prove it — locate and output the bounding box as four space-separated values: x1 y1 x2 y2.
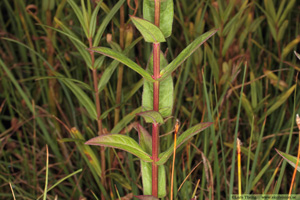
1 0 300 199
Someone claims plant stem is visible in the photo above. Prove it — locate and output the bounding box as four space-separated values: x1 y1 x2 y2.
88 38 101 131
152 42 160 197
114 4 125 125
89 37 105 200
152 0 160 196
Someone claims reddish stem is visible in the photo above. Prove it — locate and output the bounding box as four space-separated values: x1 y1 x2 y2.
152 123 159 197
152 0 160 194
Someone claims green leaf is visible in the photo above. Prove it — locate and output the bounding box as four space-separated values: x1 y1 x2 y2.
278 20 289 41
282 38 300 60
106 173 132 190
123 79 144 102
223 10 246 56
89 47 153 82
276 149 300 172
222 25 238 56
222 0 235 23
268 18 277 41
278 0 295 27
97 37 143 91
159 29 218 80
276 0 287 22
254 3 277 41
54 18 91 67
142 51 173 117
108 40 122 52
136 124 152 154
94 55 105 70
264 0 276 20
38 73 92 91
98 60 119 91
136 124 167 197
140 161 152 196
69 128 109 198
111 107 142 133
53 19 87 48
157 122 212 165
85 134 152 162
143 0 173 38
241 93 254 123
258 85 296 123
89 0 103 37
93 0 125 46
140 161 166 197
130 16 166 43
81 0 89 32
205 44 219 83
209 5 221 29
67 0 88 37
70 128 102 179
222 0 247 36
137 110 164 124
137 111 164 124
251 157 275 190
249 16 265 33
60 79 97 120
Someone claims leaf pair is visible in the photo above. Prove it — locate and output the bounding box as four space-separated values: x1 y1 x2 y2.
85 120 212 165
89 29 218 83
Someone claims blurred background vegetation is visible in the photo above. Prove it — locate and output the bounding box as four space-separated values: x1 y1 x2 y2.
1 0 300 199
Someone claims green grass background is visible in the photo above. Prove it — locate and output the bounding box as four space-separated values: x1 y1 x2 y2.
1 0 300 199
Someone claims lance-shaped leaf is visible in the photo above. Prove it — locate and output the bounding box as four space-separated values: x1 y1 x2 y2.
258 84 296 124
98 36 143 91
85 134 152 162
142 51 173 117
143 0 173 38
60 79 97 120
130 16 166 43
137 111 164 124
278 0 295 27
54 18 91 67
136 123 152 154
89 47 153 82
276 149 300 172
159 29 218 80
156 122 213 165
111 107 142 133
282 38 300 60
67 0 88 37
93 0 125 46
89 0 103 38
135 195 159 200
70 128 102 178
